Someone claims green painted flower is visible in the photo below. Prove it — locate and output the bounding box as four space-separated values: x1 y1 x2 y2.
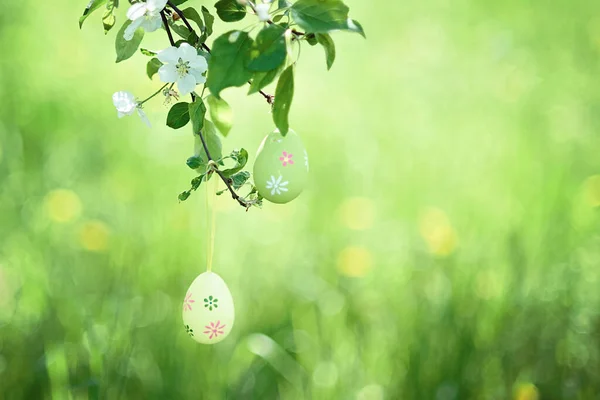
185 324 194 337
204 295 219 311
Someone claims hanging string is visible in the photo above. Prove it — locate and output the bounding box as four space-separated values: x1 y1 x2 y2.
205 170 218 272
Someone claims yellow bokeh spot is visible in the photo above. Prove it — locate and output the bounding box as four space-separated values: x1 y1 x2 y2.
514 383 539 400
583 175 600 207
337 247 373 277
44 189 82 223
338 197 376 230
79 220 110 252
419 207 458 257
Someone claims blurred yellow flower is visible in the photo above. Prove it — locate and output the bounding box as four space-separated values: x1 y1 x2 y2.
338 197 375 230
583 175 600 207
44 189 82 223
337 246 373 277
79 220 110 252
419 207 457 257
514 383 539 400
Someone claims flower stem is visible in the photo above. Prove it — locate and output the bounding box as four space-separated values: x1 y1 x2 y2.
139 83 169 105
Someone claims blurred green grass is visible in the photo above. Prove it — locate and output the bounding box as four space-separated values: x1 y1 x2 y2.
2 0 600 398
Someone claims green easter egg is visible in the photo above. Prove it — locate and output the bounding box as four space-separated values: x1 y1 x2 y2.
253 129 309 204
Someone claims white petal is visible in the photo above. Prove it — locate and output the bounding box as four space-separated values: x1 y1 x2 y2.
179 43 198 62
127 3 147 20
158 64 178 83
275 175 282 184
117 111 125 118
137 108 152 127
279 181 289 187
124 17 144 41
189 68 206 84
146 0 168 13
271 188 277 195
279 187 288 192
255 3 270 22
189 54 208 71
157 46 180 64
141 15 163 32
177 74 197 96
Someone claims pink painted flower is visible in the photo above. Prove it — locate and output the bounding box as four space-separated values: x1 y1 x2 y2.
183 292 195 312
203 320 226 339
279 151 294 167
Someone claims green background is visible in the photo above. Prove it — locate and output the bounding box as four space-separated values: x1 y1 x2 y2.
2 0 600 398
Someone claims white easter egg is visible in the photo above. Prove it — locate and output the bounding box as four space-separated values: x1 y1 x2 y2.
182 271 235 344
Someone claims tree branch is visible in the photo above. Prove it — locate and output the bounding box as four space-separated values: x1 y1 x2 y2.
160 11 176 46
163 3 269 208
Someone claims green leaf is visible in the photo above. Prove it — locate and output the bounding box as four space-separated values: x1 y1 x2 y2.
181 7 204 31
195 120 223 161
189 99 207 134
214 0 246 22
278 0 292 8
246 25 287 72
167 102 191 129
102 0 117 34
170 22 193 40
206 95 233 137
115 20 144 63
304 33 318 46
248 67 281 94
290 0 350 33
179 191 192 201
221 149 248 177
140 48 157 56
206 31 254 98
348 19 366 38
146 58 162 79
273 65 294 135
186 155 205 170
79 0 107 28
316 33 335 70
201 6 215 40
230 171 251 190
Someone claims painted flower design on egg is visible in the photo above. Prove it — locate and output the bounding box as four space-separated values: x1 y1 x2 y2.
204 321 226 339
185 324 194 337
279 151 294 167
266 175 289 195
304 150 309 171
183 292 195 311
204 295 218 311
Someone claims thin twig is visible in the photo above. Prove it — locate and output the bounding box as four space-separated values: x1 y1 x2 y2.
161 11 176 46
196 130 251 209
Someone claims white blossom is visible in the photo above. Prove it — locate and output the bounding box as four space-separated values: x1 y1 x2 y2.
112 91 151 127
255 2 271 22
124 0 168 41
157 43 208 96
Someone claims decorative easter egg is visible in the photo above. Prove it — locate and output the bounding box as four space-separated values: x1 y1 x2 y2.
182 272 234 344
253 129 309 204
